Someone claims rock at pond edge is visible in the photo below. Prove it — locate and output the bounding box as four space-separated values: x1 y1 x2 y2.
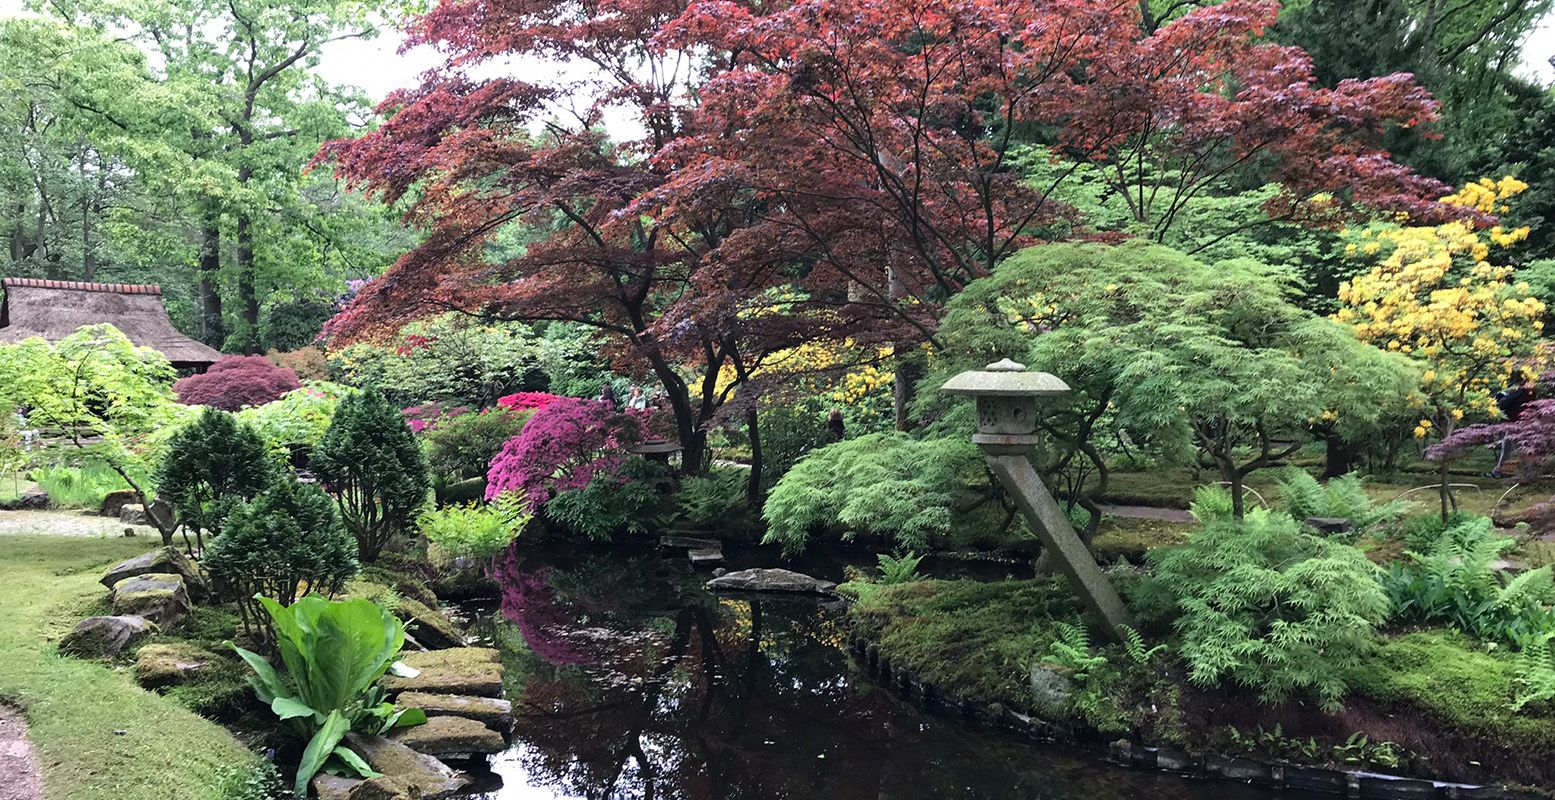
342 732 468 799
705 568 837 595
389 715 504 758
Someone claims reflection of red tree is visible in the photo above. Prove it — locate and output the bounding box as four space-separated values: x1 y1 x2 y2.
492 549 598 666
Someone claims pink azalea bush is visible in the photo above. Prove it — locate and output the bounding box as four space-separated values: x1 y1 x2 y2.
496 391 566 412
174 355 301 411
401 403 469 433
485 397 646 508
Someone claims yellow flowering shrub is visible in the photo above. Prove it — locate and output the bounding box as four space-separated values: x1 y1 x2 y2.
1336 176 1542 440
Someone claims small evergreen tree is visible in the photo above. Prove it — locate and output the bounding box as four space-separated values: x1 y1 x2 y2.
311 390 430 561
203 477 359 641
155 407 275 551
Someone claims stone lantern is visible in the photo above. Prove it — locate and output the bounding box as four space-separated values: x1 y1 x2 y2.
941 358 1135 641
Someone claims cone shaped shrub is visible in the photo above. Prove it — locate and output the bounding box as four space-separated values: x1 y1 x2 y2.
311 390 430 561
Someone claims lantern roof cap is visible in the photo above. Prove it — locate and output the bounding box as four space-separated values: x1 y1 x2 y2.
940 358 1070 397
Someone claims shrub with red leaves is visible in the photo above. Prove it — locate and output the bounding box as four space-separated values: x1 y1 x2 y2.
174 355 302 411
485 397 645 508
496 392 565 412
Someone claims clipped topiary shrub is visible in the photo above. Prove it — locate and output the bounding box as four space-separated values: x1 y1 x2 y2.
174 355 301 411
312 390 431 561
202 477 359 641
1144 508 1389 711
155 407 275 548
422 407 530 483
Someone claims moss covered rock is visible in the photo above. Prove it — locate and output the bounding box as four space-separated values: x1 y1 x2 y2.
58 615 157 658
110 573 192 627
341 732 467 799
397 692 513 728
134 642 217 687
388 715 504 757
383 648 502 696
101 547 209 599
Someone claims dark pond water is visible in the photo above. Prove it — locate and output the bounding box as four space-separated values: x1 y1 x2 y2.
461 545 1321 800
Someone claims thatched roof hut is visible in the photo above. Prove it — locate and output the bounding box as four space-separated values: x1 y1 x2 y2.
0 278 223 370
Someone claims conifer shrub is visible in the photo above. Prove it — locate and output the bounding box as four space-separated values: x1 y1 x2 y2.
174 355 302 411
203 477 359 640
155 407 275 547
312 390 431 561
761 433 983 554
1144 509 1389 711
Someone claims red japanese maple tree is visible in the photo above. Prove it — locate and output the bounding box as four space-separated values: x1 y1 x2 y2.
317 0 1455 471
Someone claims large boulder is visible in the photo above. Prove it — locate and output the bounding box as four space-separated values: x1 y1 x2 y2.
389 715 504 758
99 489 140 518
0 489 49 511
342 732 469 799
59 615 157 658
397 692 513 729
382 648 503 697
101 547 209 599
312 775 363 800
119 504 150 525
110 573 192 627
134 642 217 687
706 568 837 595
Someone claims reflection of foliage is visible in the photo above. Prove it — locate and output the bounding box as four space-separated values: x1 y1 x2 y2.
492 550 608 666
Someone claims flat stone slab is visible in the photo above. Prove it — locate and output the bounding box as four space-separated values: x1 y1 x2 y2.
312 774 363 800
58 615 157 658
382 648 503 696
687 548 724 566
706 568 837 595
660 535 720 550
101 547 207 598
342 732 468 799
110 572 191 627
389 715 504 758
398 692 513 728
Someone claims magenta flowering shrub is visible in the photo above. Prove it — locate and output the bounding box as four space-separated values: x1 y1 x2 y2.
401 403 469 433
497 391 565 412
174 355 301 411
485 397 646 508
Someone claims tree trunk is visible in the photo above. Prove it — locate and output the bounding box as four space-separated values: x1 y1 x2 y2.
1229 470 1246 520
1322 430 1353 478
235 209 260 354
1438 458 1452 522
745 407 763 506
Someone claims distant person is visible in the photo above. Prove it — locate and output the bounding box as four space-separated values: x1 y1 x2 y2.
1488 371 1535 478
825 409 846 443
599 383 619 410
626 385 649 411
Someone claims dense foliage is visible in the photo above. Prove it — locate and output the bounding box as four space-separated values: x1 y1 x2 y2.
229 596 425 796
311 391 431 561
203 477 359 637
763 433 985 554
545 457 667 540
155 408 274 547
418 493 533 559
234 382 352 462
1145 509 1390 710
420 408 530 484
174 356 301 411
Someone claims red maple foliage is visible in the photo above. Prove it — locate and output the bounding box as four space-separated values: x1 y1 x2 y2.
174 355 302 411
317 0 1458 469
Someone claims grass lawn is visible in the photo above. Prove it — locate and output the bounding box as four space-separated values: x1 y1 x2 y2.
0 534 262 800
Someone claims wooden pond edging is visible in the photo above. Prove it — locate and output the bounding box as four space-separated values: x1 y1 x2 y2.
847 637 1539 800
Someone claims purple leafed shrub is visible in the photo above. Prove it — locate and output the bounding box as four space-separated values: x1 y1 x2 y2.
485 397 646 508
174 355 302 411
1429 399 1555 526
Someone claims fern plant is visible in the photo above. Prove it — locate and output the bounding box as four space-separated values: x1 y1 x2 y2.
1274 469 1408 534
877 551 925 585
1513 630 1555 710
677 468 747 526
1147 509 1389 711
1044 622 1108 680
1189 484 1235 524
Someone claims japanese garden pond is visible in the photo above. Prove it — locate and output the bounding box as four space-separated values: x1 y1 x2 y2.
457 544 1327 800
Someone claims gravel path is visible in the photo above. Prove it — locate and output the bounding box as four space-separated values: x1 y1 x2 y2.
1097 504 1197 523
0 707 42 800
0 510 150 538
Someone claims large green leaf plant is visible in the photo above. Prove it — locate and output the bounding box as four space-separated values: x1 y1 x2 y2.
229 595 427 795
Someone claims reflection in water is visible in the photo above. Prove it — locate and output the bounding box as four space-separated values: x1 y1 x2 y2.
470 547 1317 800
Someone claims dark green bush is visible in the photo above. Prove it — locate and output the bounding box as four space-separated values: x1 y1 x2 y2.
676 467 747 526
1145 509 1389 711
155 408 275 547
758 402 828 487
312 390 431 561
546 457 665 540
203 477 359 640
422 408 529 482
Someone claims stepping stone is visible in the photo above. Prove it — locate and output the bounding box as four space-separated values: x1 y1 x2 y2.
312 774 362 800
342 732 469 799
706 568 837 595
661 535 721 550
59 615 157 658
134 642 216 687
100 547 209 599
389 715 504 759
110 573 191 627
398 692 513 728
383 648 503 696
688 547 724 566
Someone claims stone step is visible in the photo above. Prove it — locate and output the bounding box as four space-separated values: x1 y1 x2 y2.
341 732 468 799
397 692 513 728
660 535 720 550
687 547 724 567
389 715 504 759
706 568 837 595
383 647 503 696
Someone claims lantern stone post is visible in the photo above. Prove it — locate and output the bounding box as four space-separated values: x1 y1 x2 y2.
941 358 1135 642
